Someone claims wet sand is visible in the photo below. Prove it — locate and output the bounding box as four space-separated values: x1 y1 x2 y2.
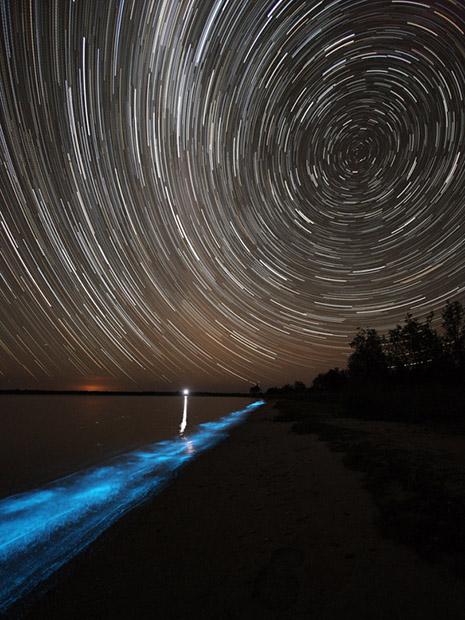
22 402 465 619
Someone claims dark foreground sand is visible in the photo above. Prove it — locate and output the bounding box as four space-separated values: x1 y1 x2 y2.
22 402 465 619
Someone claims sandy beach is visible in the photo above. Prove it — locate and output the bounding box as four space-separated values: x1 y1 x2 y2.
20 401 465 619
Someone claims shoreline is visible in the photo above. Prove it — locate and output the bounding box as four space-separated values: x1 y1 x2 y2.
20 401 465 619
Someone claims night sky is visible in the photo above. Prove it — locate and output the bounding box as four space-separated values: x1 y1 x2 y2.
1 0 465 392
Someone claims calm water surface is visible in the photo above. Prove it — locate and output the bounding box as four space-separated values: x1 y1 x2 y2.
0 394 254 499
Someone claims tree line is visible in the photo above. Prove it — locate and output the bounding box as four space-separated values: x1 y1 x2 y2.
264 300 465 398
347 300 465 388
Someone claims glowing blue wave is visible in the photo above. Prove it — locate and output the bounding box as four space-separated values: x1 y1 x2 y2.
0 400 265 614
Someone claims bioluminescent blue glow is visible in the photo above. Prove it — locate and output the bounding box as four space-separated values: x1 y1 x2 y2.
0 400 265 614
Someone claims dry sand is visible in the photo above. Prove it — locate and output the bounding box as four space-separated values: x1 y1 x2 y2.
22 402 465 619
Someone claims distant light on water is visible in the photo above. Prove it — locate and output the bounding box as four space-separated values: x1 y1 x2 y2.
0 400 265 614
179 391 189 435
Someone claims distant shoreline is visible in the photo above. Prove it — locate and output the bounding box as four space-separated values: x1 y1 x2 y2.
0 389 257 398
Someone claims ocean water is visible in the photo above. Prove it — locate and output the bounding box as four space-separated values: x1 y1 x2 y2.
0 394 264 615
0 394 257 498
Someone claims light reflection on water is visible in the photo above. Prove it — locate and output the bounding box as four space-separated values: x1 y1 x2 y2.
0 394 255 499
0 400 264 615
179 394 188 436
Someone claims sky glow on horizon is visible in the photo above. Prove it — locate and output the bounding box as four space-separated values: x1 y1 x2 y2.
1 0 465 391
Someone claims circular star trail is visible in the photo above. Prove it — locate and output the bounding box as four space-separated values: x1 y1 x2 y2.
1 0 465 390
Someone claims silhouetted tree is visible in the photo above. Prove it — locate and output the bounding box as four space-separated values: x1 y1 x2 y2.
386 324 408 376
403 312 439 368
385 312 441 383
420 312 442 366
348 327 388 384
250 383 261 395
442 300 465 369
293 380 307 393
312 367 348 392
264 383 295 398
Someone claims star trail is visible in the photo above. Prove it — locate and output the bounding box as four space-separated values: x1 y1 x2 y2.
1 0 465 391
